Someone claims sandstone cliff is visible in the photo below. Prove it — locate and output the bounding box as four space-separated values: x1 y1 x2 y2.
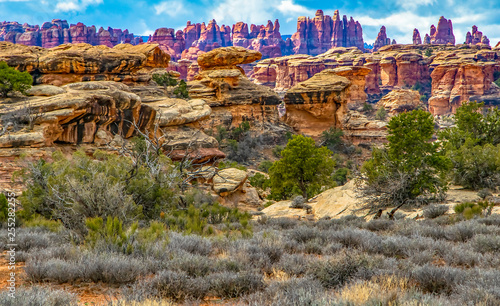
187 47 281 130
0 42 170 85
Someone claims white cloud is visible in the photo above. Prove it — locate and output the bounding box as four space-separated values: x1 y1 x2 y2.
154 1 186 17
276 0 314 16
54 0 102 12
397 0 435 10
209 0 312 26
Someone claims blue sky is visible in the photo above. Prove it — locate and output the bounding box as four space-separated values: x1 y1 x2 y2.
1 0 499 45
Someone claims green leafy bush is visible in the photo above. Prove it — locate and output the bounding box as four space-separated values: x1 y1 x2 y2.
258 160 273 173
249 173 270 190
375 107 387 120
320 127 344 151
152 72 178 88
440 101 500 189
454 201 493 219
269 135 334 200
361 110 451 207
173 79 190 99
0 61 32 97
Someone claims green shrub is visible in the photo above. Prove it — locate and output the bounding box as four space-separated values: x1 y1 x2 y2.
0 61 33 97
258 160 273 173
163 203 252 237
321 127 344 151
454 201 493 219
425 49 433 57
23 214 63 232
269 135 334 200
332 167 349 185
375 107 387 120
249 173 270 190
272 145 284 158
152 72 178 88
361 110 451 207
232 121 251 140
0 194 8 223
362 103 373 112
19 148 179 236
173 80 190 99
218 160 247 171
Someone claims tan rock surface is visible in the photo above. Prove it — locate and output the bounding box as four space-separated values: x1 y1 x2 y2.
197 46 261 70
377 89 422 115
283 69 350 136
213 168 248 196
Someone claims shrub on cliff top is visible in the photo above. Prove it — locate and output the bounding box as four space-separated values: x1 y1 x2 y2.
0 61 33 98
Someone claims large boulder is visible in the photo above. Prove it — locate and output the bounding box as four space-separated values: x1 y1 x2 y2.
213 168 248 196
197 46 261 70
283 69 351 136
377 89 422 115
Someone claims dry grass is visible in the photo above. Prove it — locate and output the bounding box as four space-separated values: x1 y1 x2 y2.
338 275 413 305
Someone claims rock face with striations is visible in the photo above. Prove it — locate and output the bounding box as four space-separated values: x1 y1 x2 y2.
0 81 223 162
283 69 351 136
188 47 281 129
289 10 364 56
0 41 170 86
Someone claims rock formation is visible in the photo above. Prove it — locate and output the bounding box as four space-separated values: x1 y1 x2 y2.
377 89 422 115
0 20 140 48
465 25 490 47
289 10 364 56
373 26 391 51
0 42 170 86
187 46 281 129
428 49 500 115
283 69 351 136
0 80 223 165
413 29 422 45
147 28 185 61
428 16 455 45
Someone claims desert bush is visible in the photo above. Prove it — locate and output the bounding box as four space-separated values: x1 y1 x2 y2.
288 226 323 244
208 271 265 298
365 219 393 231
245 277 329 306
472 234 500 253
478 188 493 199
167 232 212 256
275 253 313 276
264 217 299 230
173 79 190 99
289 195 306 209
320 127 344 151
14 228 65 251
375 107 387 120
307 253 368 288
412 264 465 294
145 270 209 302
0 286 76 306
423 205 449 219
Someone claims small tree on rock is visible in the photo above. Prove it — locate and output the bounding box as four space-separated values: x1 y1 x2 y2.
0 61 33 98
269 134 334 200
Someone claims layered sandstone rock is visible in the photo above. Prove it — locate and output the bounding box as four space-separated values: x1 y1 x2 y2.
290 10 364 56
147 28 185 61
0 81 223 162
377 89 422 115
0 42 170 85
283 69 351 136
188 47 281 129
428 48 500 115
213 168 248 196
